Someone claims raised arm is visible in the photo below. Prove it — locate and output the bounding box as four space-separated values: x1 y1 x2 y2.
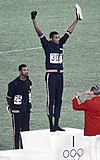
66 19 78 35
31 11 43 36
67 4 83 36
72 93 88 111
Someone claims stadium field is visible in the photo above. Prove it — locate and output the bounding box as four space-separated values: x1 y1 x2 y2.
0 0 100 150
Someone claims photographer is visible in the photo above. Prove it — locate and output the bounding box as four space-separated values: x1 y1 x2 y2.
72 85 100 136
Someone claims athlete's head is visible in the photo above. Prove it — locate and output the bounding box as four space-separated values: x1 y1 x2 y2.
18 64 29 78
90 85 100 95
86 85 100 97
49 31 60 44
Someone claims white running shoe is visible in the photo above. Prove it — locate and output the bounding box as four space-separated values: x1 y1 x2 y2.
75 4 83 20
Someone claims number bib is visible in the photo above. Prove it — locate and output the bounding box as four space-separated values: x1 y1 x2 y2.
50 53 63 64
14 95 22 105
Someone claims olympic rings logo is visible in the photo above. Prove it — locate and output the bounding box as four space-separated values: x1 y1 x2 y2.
63 148 84 160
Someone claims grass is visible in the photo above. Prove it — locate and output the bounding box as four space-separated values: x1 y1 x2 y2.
0 0 100 150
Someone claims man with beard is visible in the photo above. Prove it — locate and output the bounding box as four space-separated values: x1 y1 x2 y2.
6 64 32 149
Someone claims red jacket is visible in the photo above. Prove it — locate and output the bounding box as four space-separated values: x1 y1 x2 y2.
72 96 100 136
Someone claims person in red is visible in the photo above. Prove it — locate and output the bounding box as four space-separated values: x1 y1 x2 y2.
72 85 100 136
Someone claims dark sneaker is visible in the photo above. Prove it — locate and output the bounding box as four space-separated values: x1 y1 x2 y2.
55 126 65 131
50 126 55 132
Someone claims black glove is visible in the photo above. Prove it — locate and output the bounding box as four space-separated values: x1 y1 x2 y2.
31 11 37 19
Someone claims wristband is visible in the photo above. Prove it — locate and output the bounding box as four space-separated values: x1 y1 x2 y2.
67 30 72 34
